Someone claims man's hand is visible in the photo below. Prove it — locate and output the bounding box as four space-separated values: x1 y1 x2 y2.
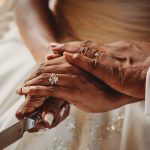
17 56 140 113
50 40 150 99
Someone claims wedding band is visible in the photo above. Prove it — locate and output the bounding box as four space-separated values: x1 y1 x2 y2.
81 40 92 47
80 40 92 56
80 47 90 55
49 73 59 86
92 51 104 69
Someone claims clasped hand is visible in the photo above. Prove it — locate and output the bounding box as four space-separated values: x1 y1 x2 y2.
16 40 149 131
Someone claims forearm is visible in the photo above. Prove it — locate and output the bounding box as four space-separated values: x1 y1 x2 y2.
15 0 58 63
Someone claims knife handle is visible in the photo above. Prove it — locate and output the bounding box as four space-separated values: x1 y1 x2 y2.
28 109 43 123
24 109 43 131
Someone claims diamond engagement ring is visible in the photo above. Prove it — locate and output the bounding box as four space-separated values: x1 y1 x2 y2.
80 40 92 56
49 73 59 86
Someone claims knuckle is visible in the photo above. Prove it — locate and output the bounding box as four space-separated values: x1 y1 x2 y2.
28 89 34 95
37 73 49 83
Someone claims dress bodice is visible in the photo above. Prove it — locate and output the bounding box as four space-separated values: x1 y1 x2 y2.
49 0 150 43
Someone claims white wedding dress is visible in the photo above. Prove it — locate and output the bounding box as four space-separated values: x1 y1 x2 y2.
0 0 150 150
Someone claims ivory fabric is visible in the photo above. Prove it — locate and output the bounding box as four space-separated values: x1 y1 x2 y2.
0 0 150 150
51 0 150 43
145 67 150 115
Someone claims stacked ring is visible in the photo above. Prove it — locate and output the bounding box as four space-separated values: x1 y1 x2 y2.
80 40 92 56
80 47 90 55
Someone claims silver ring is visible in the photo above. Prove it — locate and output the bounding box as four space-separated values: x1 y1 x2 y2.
92 51 104 69
49 73 59 86
80 47 90 55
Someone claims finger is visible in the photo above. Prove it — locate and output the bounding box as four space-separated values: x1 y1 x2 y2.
44 63 81 75
24 56 71 84
52 41 82 54
42 100 70 128
20 86 75 100
45 56 66 66
23 56 65 85
42 98 68 128
16 96 46 119
43 112 54 128
16 65 81 95
58 102 70 122
49 42 60 48
24 73 79 87
46 53 61 60
18 57 65 91
64 52 107 81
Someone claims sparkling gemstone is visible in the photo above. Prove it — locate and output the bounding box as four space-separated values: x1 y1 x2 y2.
49 73 58 85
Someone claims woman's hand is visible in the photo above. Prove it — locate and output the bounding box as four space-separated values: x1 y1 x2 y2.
16 96 69 132
16 54 70 132
18 56 139 113
50 41 150 99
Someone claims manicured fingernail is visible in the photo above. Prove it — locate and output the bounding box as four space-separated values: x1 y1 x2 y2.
52 43 64 49
60 107 65 117
15 87 22 94
50 42 59 47
44 113 54 125
22 87 30 94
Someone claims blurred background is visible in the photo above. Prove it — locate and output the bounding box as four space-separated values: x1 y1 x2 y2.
0 0 16 39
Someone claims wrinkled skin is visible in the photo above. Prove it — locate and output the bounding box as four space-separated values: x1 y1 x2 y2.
16 96 70 132
16 40 148 131
17 56 139 114
50 40 150 99
16 55 70 132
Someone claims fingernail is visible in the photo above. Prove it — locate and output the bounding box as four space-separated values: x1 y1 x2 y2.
60 107 65 117
52 43 64 49
50 42 59 47
44 113 54 125
22 87 30 94
15 87 22 94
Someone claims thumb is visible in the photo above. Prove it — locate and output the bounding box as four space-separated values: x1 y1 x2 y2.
64 52 95 74
50 43 65 54
64 52 109 84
